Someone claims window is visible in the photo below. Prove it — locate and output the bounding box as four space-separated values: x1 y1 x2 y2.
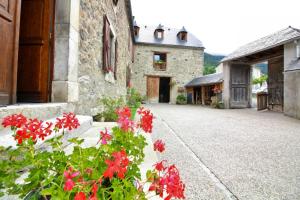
156 31 163 39
153 52 167 71
179 32 187 41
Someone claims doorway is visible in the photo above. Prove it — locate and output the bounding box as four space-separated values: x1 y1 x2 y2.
17 0 55 103
159 77 170 103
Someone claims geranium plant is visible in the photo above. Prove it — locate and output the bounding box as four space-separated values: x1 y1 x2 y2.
0 107 185 199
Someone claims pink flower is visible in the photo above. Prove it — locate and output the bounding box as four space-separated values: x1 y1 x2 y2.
116 107 134 132
154 140 165 153
99 128 112 145
63 167 80 191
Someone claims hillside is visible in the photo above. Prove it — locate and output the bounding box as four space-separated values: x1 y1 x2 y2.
203 53 225 75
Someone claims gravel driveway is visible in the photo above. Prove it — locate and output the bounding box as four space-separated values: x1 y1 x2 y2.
148 104 300 200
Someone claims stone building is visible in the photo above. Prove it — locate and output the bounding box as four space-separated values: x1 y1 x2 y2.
220 26 300 119
0 0 134 118
131 23 204 104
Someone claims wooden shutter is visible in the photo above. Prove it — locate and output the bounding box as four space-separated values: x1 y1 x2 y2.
103 16 111 72
114 40 118 80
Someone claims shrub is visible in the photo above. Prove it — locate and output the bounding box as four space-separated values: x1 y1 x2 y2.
176 94 187 105
0 107 185 200
126 88 143 108
94 97 125 122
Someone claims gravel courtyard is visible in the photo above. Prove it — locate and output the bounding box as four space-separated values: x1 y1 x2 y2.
148 104 300 200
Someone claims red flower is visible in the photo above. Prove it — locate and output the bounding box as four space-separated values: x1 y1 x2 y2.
103 150 129 179
116 107 134 132
75 192 87 200
15 129 30 144
154 160 166 172
63 167 80 191
2 114 27 128
99 128 112 145
89 183 98 200
150 164 185 200
164 165 185 200
55 112 80 131
154 140 165 153
137 107 154 133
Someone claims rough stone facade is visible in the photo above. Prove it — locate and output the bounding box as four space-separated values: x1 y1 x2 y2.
132 44 204 104
76 0 133 115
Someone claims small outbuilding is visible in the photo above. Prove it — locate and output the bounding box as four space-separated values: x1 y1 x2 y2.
220 26 300 119
185 73 223 105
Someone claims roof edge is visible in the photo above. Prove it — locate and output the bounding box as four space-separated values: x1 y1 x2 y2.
221 35 300 63
135 41 205 50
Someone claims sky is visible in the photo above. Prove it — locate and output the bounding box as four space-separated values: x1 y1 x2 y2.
131 0 300 55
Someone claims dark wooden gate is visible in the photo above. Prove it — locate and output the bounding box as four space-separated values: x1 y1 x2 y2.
257 92 268 111
0 0 21 105
230 64 250 108
17 0 55 102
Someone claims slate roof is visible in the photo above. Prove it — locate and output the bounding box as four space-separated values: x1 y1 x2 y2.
135 25 204 48
222 26 300 62
286 59 300 72
185 73 223 87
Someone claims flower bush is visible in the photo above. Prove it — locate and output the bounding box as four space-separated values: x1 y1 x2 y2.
0 107 185 199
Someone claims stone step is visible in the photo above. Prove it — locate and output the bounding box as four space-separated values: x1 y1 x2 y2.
0 103 74 129
0 115 93 149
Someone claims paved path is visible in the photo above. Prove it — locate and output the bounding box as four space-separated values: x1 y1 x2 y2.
148 104 300 200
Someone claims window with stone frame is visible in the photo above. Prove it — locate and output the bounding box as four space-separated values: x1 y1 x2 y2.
153 52 167 71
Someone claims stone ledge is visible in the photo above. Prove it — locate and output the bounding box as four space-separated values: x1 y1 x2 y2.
0 103 71 124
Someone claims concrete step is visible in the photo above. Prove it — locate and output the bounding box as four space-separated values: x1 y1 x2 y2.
0 103 74 128
0 115 93 149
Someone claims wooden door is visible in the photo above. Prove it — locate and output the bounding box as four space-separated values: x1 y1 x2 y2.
230 64 250 108
0 0 21 105
17 0 54 102
147 76 159 103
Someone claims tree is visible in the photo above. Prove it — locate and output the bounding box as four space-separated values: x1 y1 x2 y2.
252 75 268 87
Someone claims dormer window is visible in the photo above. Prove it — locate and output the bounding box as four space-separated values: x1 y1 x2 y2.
154 24 164 40
133 20 140 37
178 26 188 41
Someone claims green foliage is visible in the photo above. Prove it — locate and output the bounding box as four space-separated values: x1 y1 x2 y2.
94 97 125 122
126 88 142 108
252 75 268 86
203 65 216 75
204 53 225 67
203 53 225 75
126 88 143 120
176 94 187 105
0 124 148 199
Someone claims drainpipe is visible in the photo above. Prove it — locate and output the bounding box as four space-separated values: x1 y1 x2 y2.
295 40 300 58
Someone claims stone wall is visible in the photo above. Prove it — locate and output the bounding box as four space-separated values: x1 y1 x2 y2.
284 42 300 119
76 0 133 115
132 44 204 104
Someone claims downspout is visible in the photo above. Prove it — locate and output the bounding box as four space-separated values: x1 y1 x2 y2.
295 40 300 58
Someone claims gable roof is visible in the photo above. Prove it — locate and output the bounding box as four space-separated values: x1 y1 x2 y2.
185 73 223 87
222 26 300 62
135 25 204 49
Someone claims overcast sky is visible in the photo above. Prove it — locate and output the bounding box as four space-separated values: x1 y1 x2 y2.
131 0 300 55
